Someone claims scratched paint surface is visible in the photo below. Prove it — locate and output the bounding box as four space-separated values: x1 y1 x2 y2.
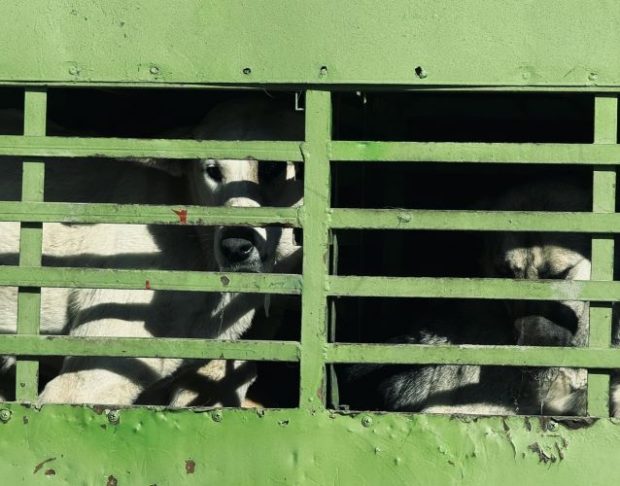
0 1 620 87
0 405 617 485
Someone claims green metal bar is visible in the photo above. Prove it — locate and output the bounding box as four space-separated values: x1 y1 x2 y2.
0 336 300 361
330 208 620 232
0 202 300 227
588 95 618 416
15 89 47 402
330 141 620 164
0 136 302 161
328 276 620 301
327 343 620 369
0 266 302 294
299 90 331 410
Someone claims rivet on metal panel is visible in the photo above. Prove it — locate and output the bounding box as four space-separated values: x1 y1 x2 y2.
107 410 120 425
242 67 252 75
149 66 160 75
414 66 427 79
68 66 80 76
0 409 11 422
212 410 223 422
319 66 328 77
546 420 559 432
361 415 373 427
588 72 599 81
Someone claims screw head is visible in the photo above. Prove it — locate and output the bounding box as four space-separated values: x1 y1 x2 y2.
0 409 12 422
107 410 120 424
68 66 79 76
242 67 252 75
212 410 223 422
149 66 160 75
361 415 373 428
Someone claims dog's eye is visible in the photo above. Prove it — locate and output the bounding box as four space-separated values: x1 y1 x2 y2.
205 164 223 182
259 162 286 183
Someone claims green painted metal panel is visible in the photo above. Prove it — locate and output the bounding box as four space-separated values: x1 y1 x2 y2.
327 343 620 369
0 266 302 294
15 90 47 402
588 96 617 415
328 276 620 301
0 202 301 226
1 1 620 88
0 336 300 362
0 405 617 485
0 136 302 161
299 91 332 410
330 209 620 232
330 142 620 164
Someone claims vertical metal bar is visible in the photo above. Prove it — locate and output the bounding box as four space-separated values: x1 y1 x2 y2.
328 232 340 408
15 89 47 401
588 95 617 416
299 90 331 410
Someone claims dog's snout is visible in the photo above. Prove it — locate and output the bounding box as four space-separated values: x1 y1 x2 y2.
219 228 257 264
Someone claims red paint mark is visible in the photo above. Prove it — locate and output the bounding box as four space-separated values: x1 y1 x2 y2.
107 475 118 486
185 459 196 474
145 279 151 290
44 469 56 476
33 457 56 474
173 208 188 224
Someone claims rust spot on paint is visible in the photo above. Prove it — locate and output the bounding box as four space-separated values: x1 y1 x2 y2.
185 459 196 474
173 208 188 224
220 275 230 286
33 457 56 474
107 475 118 486
145 279 151 290
44 469 56 476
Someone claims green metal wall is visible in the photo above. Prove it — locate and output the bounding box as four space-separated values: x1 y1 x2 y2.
0 2 619 485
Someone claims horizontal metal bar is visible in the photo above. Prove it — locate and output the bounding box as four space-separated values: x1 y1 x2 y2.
0 136 302 161
330 142 620 164
330 209 620 232
0 266 302 294
0 202 301 226
0 335 300 361
327 343 620 369
328 276 620 301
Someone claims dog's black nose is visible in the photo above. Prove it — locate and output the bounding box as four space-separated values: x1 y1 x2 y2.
219 227 257 264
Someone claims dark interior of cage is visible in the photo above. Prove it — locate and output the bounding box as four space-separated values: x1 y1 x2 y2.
0 88 616 411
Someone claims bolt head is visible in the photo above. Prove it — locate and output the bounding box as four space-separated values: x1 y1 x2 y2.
0 409 12 422
107 410 120 424
361 415 373 427
149 66 160 75
212 410 223 422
